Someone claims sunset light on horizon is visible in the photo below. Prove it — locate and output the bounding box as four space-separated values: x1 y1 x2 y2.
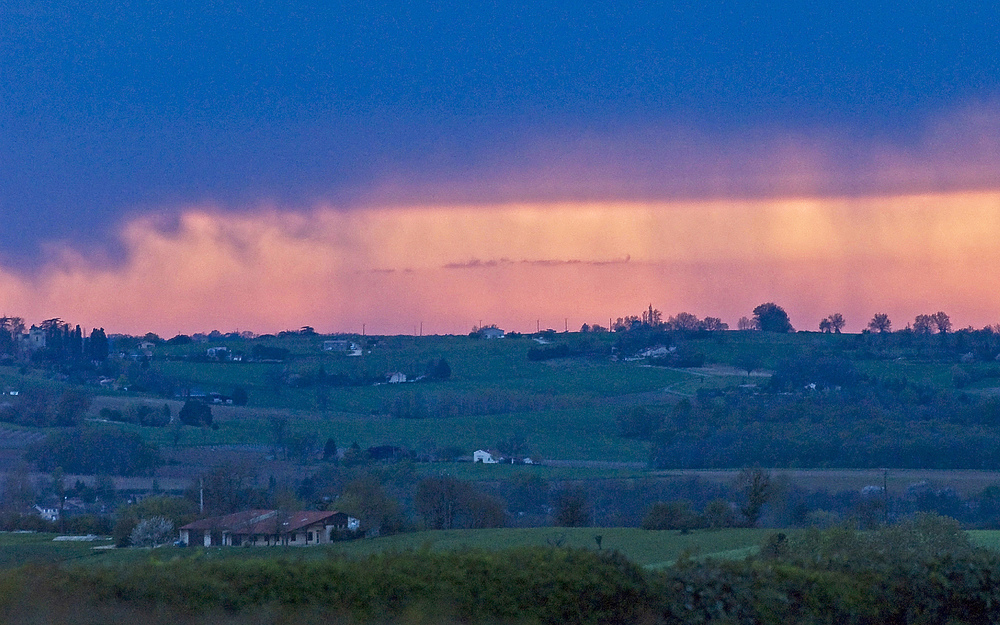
5 2 1000 338
4 188 999 336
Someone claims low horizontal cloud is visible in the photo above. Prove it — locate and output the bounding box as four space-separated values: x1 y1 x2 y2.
444 256 631 269
2 190 1000 335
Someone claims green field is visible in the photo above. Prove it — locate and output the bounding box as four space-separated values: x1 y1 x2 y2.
0 527 775 570
0 532 114 568
8 527 1000 572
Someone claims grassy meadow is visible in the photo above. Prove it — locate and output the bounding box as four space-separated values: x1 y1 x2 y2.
0 527 780 570
9 327 1000 471
9 526 1000 572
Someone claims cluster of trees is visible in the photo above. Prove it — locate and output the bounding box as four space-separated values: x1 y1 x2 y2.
25 428 162 476
0 317 27 357
99 403 171 427
818 312 845 333
861 320 1000 363
178 400 213 427
609 306 728 333
642 385 1000 470
598 302 987 338
820 310 936 334
660 514 1000 624
0 388 92 427
527 342 572 360
415 476 505 530
817 310 963 335
913 311 953 334
647 344 706 368
527 335 608 361
294 450 801 532
0 316 109 362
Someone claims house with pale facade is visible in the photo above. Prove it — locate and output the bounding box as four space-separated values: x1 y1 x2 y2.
179 510 359 547
473 449 500 463
480 327 505 339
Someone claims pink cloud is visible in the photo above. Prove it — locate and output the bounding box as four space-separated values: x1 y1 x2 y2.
1 190 999 335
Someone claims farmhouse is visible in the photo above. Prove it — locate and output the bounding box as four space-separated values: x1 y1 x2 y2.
206 346 229 360
323 339 359 352
179 510 360 547
480 327 505 339
33 504 59 522
473 449 500 463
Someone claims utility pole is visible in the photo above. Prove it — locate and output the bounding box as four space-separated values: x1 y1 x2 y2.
883 468 889 526
565 318 568 332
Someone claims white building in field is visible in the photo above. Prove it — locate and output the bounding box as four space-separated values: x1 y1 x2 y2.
473 449 500 463
480 327 505 339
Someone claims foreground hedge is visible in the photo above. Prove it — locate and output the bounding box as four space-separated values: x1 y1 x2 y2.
2 517 1000 624
0 547 651 624
655 515 1000 624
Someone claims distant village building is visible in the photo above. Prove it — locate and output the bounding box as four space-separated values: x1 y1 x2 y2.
206 347 229 360
27 326 45 351
33 505 59 522
207 392 234 405
323 339 359 351
480 327 505 340
387 372 407 384
474 450 500 463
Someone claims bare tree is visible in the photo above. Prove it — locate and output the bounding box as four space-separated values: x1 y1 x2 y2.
932 311 952 334
668 312 700 332
913 314 935 334
702 317 728 331
737 316 756 331
868 313 892 333
828 313 845 333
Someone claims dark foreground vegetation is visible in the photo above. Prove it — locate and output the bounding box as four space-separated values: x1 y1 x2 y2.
0 514 997 624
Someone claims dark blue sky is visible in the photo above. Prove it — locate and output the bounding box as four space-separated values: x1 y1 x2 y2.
3 0 1000 264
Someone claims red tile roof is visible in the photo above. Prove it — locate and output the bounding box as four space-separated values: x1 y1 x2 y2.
180 510 347 534
179 510 275 532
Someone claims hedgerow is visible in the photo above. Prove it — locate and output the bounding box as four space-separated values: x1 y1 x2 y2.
3 519 1000 625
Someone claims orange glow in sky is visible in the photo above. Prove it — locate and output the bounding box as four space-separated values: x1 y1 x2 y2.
3 190 1000 335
